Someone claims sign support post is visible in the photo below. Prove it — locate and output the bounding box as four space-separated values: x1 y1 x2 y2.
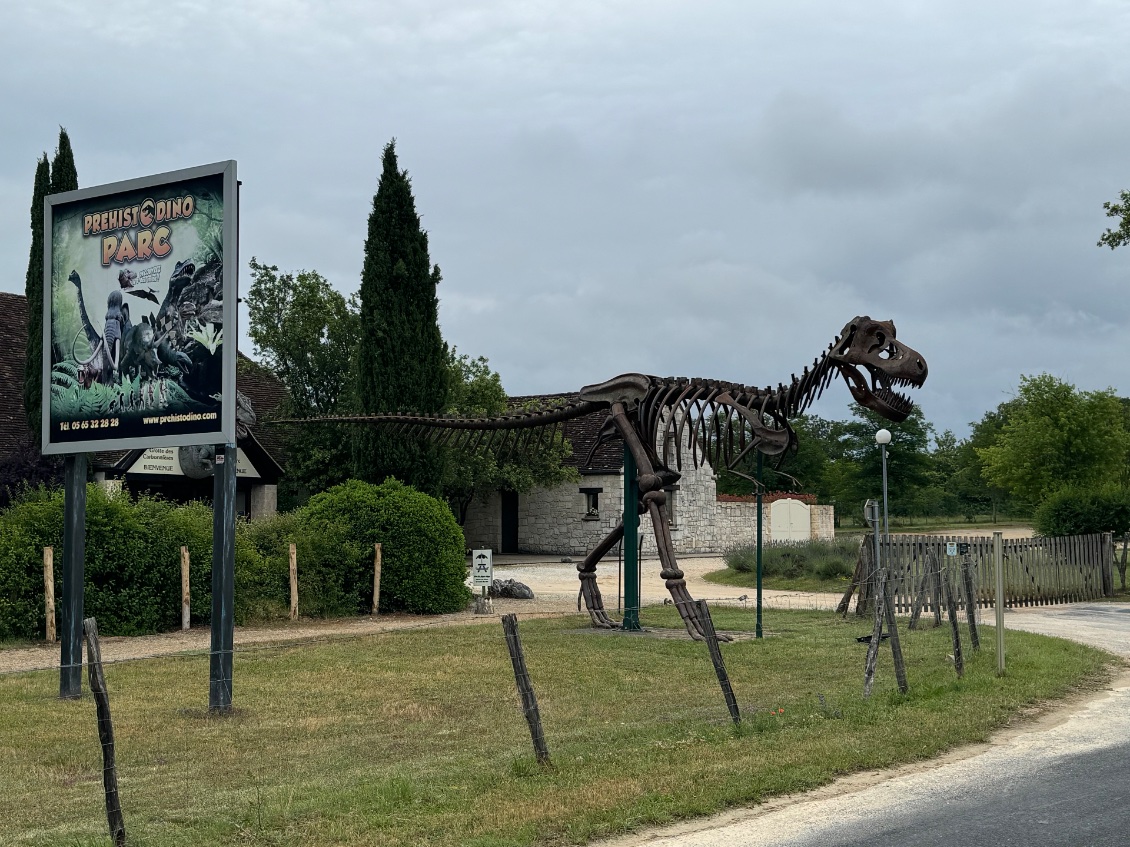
209 444 237 712
60 453 87 699
622 445 641 631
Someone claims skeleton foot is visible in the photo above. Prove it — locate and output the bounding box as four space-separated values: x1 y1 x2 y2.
666 579 733 642
579 572 619 629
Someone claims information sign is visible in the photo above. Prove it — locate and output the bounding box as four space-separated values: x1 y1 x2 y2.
471 549 493 587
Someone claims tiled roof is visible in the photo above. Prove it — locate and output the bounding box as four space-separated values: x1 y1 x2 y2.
508 393 623 474
0 292 33 456
0 291 289 470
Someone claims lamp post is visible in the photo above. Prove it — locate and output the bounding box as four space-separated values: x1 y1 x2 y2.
875 429 891 539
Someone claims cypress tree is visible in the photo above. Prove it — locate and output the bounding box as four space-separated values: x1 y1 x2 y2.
49 127 79 195
23 153 51 431
352 140 449 494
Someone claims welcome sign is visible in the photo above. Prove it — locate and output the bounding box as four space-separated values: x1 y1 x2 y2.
42 161 238 454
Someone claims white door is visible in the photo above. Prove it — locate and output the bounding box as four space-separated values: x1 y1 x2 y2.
770 499 812 542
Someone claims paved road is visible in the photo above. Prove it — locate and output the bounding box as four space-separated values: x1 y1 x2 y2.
600 603 1130 847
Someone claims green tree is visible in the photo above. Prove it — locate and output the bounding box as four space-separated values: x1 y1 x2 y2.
441 349 576 523
1098 189 1130 249
977 374 1129 505
247 259 361 503
352 140 449 494
835 403 934 522
715 414 838 497
22 153 51 432
951 402 1018 521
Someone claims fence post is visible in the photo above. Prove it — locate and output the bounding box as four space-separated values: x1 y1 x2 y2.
942 563 964 679
960 552 979 650
501 614 550 764
1101 532 1114 597
44 547 55 644
180 546 191 631
994 531 1005 676
83 618 127 847
288 543 298 621
372 543 382 615
696 600 741 723
880 551 909 694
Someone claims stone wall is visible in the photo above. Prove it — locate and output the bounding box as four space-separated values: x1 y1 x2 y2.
462 457 835 555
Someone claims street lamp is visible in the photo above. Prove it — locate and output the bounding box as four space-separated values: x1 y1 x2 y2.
875 429 891 538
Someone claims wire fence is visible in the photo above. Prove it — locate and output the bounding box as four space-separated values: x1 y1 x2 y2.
0 588 967 847
1 532 1110 845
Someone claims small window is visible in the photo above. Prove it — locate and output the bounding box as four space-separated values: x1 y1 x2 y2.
580 487 603 520
665 486 678 528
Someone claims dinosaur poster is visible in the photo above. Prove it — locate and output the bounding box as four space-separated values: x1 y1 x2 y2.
41 161 238 454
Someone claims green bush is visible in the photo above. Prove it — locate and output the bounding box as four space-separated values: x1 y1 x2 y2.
723 537 860 582
298 479 470 615
0 477 470 640
1033 486 1130 537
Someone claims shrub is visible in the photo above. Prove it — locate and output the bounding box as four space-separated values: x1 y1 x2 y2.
1033 486 1130 537
299 479 470 614
723 537 860 582
0 486 261 640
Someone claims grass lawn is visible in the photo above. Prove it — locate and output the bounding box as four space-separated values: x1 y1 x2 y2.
0 607 1114 846
703 567 849 594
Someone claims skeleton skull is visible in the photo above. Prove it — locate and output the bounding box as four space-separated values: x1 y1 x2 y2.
829 316 927 422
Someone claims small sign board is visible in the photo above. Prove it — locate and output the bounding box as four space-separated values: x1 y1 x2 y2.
946 542 958 557
471 549 493 587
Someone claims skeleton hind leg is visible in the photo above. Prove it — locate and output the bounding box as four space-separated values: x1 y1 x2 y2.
577 521 625 629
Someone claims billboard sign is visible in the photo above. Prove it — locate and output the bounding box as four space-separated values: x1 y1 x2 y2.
42 161 237 454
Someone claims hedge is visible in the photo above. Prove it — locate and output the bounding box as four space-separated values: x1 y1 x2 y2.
0 479 469 640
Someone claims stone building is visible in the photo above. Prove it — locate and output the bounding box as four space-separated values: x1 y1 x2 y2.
460 395 834 556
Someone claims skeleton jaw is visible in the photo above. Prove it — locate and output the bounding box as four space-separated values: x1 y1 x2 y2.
838 362 922 422
831 317 928 423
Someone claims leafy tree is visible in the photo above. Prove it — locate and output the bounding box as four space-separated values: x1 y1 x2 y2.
834 403 934 523
352 140 449 495
977 374 1129 506
1098 189 1130 250
951 402 1019 521
715 414 838 497
247 259 360 503
441 349 576 523
23 153 51 432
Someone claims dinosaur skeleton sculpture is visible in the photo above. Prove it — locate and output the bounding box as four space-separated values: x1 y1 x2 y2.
287 316 927 639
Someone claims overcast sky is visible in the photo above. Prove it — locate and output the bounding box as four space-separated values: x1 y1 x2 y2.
4 0 1130 439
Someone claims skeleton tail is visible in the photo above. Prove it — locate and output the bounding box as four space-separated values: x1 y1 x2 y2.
272 399 605 453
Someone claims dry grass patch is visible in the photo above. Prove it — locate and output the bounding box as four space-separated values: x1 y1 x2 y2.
0 607 1114 846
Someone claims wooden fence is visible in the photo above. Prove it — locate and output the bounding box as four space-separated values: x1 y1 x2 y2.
879 533 1113 613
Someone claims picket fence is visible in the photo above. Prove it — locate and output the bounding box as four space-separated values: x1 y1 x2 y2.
877 533 1114 612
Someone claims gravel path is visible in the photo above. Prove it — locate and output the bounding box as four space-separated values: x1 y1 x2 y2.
0 554 838 674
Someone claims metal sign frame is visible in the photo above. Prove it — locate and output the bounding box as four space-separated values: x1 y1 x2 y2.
42 160 238 454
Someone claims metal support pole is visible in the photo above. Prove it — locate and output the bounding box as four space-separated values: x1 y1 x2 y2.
209 444 238 711
994 530 1005 676
60 453 87 699
756 451 764 638
880 443 889 538
622 445 641 631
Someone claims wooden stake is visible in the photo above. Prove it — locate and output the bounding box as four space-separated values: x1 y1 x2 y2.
288 543 298 621
994 531 1006 676
960 552 980 650
83 618 126 847
880 558 909 694
942 564 964 679
44 547 55 644
501 614 550 764
372 542 383 615
696 600 741 723
180 546 191 631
